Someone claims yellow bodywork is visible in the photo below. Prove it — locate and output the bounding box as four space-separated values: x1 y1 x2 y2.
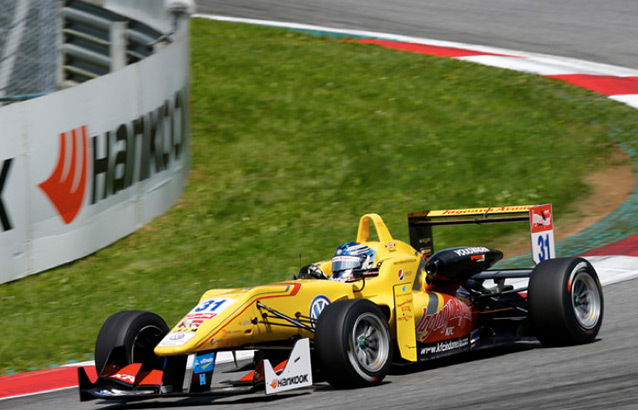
155 213 426 360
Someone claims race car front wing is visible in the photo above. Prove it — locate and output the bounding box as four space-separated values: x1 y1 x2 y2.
78 338 313 401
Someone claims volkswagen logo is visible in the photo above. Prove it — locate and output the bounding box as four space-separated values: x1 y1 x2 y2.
309 295 331 327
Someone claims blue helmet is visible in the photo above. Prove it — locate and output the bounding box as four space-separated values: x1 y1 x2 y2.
331 242 376 280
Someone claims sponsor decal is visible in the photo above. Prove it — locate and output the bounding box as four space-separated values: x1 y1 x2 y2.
398 269 404 281
361 270 379 277
440 206 531 215
184 313 218 320
0 158 14 231
177 319 204 329
169 333 185 341
38 87 189 224
453 247 490 257
415 297 472 342
530 205 553 232
111 372 136 384
309 295 330 327
157 330 196 347
193 352 215 374
269 374 310 389
470 254 486 262
397 300 412 312
420 337 469 357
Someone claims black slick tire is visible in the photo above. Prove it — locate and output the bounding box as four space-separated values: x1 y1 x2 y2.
314 299 392 389
528 257 604 346
94 310 169 374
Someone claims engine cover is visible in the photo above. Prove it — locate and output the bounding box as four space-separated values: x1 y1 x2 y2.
425 247 503 283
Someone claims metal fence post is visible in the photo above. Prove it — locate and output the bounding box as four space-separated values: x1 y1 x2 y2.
109 21 127 72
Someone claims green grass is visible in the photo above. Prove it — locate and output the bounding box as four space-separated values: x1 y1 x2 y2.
1 19 637 375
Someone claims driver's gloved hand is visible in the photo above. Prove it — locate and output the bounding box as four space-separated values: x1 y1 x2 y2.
295 264 328 280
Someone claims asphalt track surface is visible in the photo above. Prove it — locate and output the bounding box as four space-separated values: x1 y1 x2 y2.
7 281 637 410
6 1 638 409
196 0 638 69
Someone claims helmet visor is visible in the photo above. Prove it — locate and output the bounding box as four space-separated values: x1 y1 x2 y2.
332 255 362 275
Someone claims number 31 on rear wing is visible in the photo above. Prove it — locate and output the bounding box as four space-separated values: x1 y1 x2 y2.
528 204 555 264
407 204 555 265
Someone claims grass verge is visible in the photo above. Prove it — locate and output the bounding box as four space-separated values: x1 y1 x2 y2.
1 19 637 375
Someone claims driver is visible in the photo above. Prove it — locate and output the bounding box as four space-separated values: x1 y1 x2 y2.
295 242 377 281
330 242 376 281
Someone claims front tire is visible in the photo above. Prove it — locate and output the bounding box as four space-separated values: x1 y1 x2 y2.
528 257 603 346
94 310 169 374
314 299 392 389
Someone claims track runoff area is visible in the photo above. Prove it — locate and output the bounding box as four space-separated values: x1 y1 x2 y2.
2 14 638 402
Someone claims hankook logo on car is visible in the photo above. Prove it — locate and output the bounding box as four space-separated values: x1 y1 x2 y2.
271 374 310 389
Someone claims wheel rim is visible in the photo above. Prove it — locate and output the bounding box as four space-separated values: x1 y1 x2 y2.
350 313 390 373
571 271 601 329
131 324 165 365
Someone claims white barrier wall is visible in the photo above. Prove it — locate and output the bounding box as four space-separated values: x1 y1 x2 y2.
0 8 190 283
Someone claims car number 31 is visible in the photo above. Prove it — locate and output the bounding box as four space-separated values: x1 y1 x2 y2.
191 298 236 314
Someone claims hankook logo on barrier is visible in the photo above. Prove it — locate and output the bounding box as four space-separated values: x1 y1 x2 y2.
38 88 188 224
38 126 88 224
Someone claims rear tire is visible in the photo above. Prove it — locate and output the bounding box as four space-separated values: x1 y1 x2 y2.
94 310 169 374
528 257 603 346
314 299 392 389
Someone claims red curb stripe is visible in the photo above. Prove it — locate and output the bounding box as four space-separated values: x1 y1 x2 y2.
579 234 638 257
356 39 521 58
548 74 638 96
358 40 638 99
0 365 97 399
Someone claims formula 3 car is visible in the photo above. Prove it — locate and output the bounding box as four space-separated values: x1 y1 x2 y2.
78 205 604 401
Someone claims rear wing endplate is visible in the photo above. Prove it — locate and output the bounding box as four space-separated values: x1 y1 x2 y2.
408 204 555 263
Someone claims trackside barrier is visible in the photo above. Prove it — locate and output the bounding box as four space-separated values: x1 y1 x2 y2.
0 1 190 284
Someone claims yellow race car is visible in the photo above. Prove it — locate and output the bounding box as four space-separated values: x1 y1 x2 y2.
79 207 604 401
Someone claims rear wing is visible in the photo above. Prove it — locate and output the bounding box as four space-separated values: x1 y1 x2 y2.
408 204 555 263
